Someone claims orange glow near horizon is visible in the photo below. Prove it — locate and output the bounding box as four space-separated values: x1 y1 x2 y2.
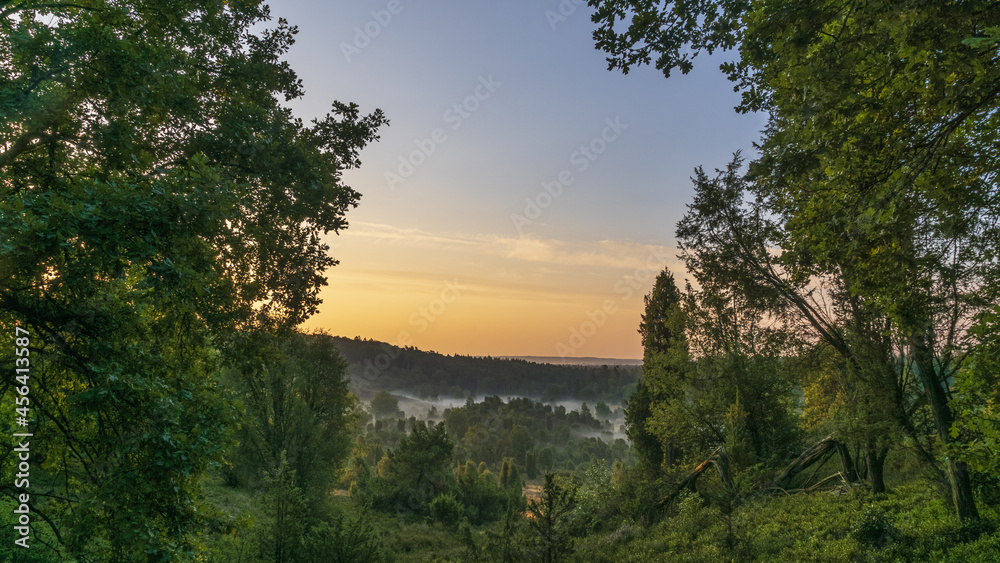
299 222 684 359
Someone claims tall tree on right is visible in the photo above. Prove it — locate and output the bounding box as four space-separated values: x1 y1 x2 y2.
587 0 1000 520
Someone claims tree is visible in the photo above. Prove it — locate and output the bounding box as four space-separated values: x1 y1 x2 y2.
630 263 799 470
370 390 400 420
502 423 534 464
445 406 471 441
675 155 900 489
742 1 999 521
525 450 539 479
526 474 578 563
538 447 555 473
0 0 386 556
594 400 611 419
639 270 685 353
379 423 455 514
252 452 308 563
499 457 522 492
627 269 686 469
228 331 358 497
453 459 511 524
951 307 1000 479
588 0 999 521
588 0 748 79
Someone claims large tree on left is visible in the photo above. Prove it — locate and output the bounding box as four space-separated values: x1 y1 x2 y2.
0 1 386 559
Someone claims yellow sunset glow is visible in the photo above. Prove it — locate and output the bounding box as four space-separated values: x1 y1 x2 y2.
300 222 684 359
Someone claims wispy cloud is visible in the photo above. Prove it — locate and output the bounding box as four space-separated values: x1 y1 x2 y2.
345 221 682 272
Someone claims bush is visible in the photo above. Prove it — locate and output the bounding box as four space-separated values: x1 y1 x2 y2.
304 509 385 562
430 493 465 528
455 460 522 524
852 504 898 548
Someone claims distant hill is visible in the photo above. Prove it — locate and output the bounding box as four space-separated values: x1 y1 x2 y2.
325 335 641 403
503 356 642 366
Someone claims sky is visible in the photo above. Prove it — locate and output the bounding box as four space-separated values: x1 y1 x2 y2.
277 0 768 359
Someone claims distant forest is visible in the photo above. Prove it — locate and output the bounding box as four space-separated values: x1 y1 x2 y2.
332 335 641 403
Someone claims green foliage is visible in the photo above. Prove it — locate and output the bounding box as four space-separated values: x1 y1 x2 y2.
0 496 66 561
371 390 401 420
851 504 899 549
744 0 998 518
250 452 308 563
437 396 628 474
590 481 1000 562
588 0 747 78
962 26 1000 48
628 259 802 474
573 460 618 534
595 400 612 419
951 306 1000 477
627 270 692 470
525 450 539 479
0 0 385 557
227 331 357 498
365 422 455 515
742 1 999 518
526 473 578 563
499 457 522 491
625 270 687 470
478 499 532 563
199 462 388 563
301 509 384 563
623 379 664 469
590 0 1000 522
429 493 465 528
609 463 671 526
628 270 686 470
454 459 523 525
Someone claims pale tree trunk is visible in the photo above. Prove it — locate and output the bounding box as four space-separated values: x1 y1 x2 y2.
912 334 979 521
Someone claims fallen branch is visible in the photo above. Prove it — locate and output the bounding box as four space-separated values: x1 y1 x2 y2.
807 472 845 492
659 446 731 506
772 433 839 490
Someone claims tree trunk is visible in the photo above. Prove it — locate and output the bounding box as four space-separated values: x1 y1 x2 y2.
912 334 980 521
865 446 888 494
947 458 979 521
666 441 677 466
855 445 869 481
836 442 859 483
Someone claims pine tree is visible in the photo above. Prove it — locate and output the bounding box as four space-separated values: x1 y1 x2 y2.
499 457 521 491
626 269 687 469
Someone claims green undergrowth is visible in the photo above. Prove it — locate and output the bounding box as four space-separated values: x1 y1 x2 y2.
576 482 999 563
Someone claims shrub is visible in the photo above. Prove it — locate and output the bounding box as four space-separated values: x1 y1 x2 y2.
430 493 465 528
852 504 898 548
304 509 385 562
455 460 522 524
